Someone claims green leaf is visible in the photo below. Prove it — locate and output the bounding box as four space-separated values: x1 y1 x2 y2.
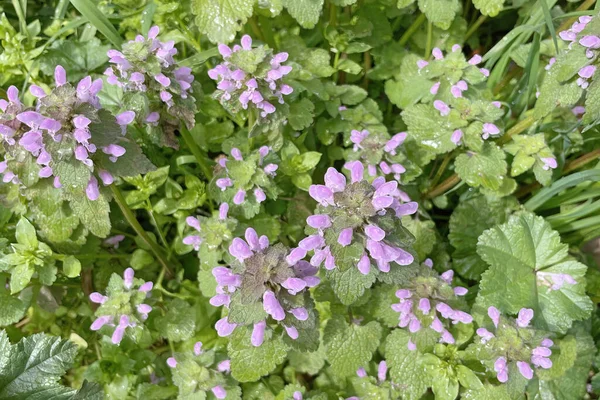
288 98 315 131
324 317 382 378
0 331 103 399
39 37 109 81
449 196 518 280
10 263 35 294
385 329 430 400
282 0 324 29
155 299 196 342
130 249 154 270
462 384 510 400
228 328 288 382
337 59 362 75
418 0 460 29
326 263 377 305
62 256 81 278
0 292 29 327
472 0 504 16
15 218 37 250
402 104 456 156
475 212 593 333
455 143 508 192
69 0 123 47
67 193 111 238
191 0 255 44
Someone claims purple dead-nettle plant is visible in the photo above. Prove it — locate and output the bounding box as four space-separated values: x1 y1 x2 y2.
104 25 196 140
0 66 144 200
183 203 238 267
211 228 319 347
288 166 417 278
166 341 233 399
412 45 504 144
473 306 554 383
89 268 154 345
212 146 280 215
344 129 407 181
208 35 293 119
391 259 472 348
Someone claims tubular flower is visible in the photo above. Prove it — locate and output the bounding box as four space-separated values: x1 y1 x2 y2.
289 167 417 277
0 66 141 200
213 146 280 213
475 306 553 383
104 25 197 136
89 268 154 345
210 228 318 346
208 35 293 118
183 203 237 266
414 45 504 143
166 341 233 399
344 130 407 181
391 260 471 348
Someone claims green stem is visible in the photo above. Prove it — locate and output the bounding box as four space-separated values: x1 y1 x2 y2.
430 153 453 189
180 126 213 180
145 200 169 250
425 21 433 59
465 15 487 41
110 185 172 276
399 13 426 46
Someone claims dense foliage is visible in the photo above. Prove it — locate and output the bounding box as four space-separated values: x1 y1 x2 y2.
1 0 600 399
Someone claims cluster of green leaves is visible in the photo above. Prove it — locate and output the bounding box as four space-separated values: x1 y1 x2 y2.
1 0 600 399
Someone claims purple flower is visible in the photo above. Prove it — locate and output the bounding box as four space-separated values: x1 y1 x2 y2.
482 123 500 139
488 306 501 328
541 157 557 170
494 357 508 382
251 320 266 346
516 308 534 328
212 386 227 399
216 317 237 337
166 357 177 368
516 361 534 380
433 100 450 116
263 290 286 321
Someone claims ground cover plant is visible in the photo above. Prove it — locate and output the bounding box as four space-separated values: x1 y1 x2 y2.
1 0 600 398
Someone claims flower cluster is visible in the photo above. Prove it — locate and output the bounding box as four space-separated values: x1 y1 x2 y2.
344 130 407 181
89 268 154 345
0 66 134 200
559 16 598 89
213 146 279 209
166 341 232 399
183 203 234 251
392 260 471 348
208 35 293 118
104 25 196 131
476 307 553 382
415 45 504 144
288 167 417 275
211 228 318 346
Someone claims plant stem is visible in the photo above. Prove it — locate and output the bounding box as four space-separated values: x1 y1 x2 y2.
465 15 487 41
399 13 426 46
180 126 213 180
110 185 172 277
425 21 433 59
563 148 600 174
362 51 371 89
430 153 453 189
424 174 461 199
498 114 536 145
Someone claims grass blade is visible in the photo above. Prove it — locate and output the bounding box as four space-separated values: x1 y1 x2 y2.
525 169 600 211
539 0 559 53
69 0 123 48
